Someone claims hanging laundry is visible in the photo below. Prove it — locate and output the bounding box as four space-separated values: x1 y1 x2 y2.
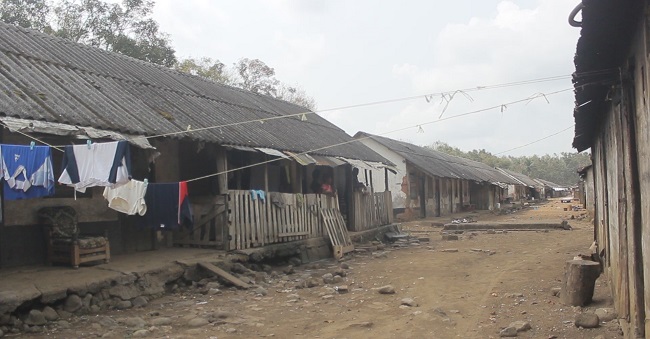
59 140 132 193
249 190 266 202
140 181 193 230
103 179 148 216
0 144 55 200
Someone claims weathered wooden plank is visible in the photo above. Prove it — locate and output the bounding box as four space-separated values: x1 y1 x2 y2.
198 262 250 289
278 232 309 237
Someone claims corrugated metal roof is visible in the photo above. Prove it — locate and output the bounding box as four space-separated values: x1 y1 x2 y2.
496 168 540 188
356 132 520 185
534 178 566 189
0 22 389 164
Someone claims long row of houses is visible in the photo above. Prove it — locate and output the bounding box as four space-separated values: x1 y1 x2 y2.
0 22 564 269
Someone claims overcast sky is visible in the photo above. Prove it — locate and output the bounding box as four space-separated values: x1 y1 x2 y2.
151 0 581 157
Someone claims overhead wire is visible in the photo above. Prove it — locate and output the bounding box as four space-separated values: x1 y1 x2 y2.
184 88 574 182
494 125 575 155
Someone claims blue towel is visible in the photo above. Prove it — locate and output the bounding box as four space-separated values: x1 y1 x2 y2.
1 144 55 200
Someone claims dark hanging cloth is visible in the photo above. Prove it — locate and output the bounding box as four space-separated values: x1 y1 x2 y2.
140 181 193 231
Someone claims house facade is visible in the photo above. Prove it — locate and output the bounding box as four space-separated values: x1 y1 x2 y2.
570 0 649 336
354 132 521 220
0 23 393 268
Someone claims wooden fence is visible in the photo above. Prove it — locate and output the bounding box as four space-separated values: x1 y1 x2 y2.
173 196 228 249
349 191 393 232
227 190 339 250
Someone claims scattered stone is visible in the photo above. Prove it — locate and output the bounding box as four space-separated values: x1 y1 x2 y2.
225 327 237 333
90 305 100 313
42 306 59 322
64 294 83 313
288 257 302 266
348 321 374 328
334 268 347 277
340 263 350 269
115 300 133 310
332 275 344 284
188 317 209 327
499 326 518 337
505 293 524 298
215 310 231 319
550 287 561 297
24 310 47 326
378 285 395 294
97 316 117 327
433 308 447 317
442 234 459 241
108 285 140 301
132 296 148 308
336 285 349 293
595 308 617 322
372 251 388 259
441 249 459 253
486 230 496 234
306 278 320 288
132 329 150 337
509 320 531 332
287 294 300 300
575 313 599 328
251 287 266 297
322 295 334 300
151 317 172 326
401 298 417 307
122 317 146 328
322 273 334 285
283 265 295 275
449 310 460 314
418 237 430 242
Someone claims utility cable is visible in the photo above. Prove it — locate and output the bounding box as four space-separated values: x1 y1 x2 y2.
494 125 575 155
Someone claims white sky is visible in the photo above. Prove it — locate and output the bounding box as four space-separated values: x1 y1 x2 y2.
151 0 582 157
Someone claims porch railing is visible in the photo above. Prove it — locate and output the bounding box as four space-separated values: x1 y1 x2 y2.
349 191 393 232
173 196 228 249
227 190 339 250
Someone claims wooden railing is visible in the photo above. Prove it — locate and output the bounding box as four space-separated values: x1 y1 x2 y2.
227 190 339 250
349 191 393 232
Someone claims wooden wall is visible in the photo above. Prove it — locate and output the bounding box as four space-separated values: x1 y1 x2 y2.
589 13 648 337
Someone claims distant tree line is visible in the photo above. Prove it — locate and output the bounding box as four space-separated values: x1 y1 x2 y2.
1 0 316 110
429 141 591 186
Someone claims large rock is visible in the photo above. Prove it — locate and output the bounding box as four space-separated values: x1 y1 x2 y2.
132 329 150 337
509 320 531 332
42 306 59 322
132 296 148 308
24 310 47 326
121 317 146 328
378 285 396 294
151 317 172 326
188 317 209 327
575 313 599 328
322 273 334 285
115 300 132 310
595 308 617 322
63 294 83 313
499 326 517 337
108 285 140 301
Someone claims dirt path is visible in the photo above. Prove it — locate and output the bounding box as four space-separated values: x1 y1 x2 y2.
20 200 621 339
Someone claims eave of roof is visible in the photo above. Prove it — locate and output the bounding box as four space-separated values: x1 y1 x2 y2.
572 0 643 151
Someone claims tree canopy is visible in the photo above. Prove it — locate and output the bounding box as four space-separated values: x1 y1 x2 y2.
1 0 316 109
429 141 591 186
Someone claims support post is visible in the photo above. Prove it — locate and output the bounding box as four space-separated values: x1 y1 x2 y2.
384 167 389 192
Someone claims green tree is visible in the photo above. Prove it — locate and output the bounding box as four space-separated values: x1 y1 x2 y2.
429 141 591 186
1 0 176 67
175 57 233 85
0 0 51 30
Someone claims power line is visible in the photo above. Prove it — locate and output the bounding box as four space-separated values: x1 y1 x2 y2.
185 88 574 182
494 125 575 155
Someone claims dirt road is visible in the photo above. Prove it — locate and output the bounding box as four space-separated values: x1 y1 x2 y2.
22 200 620 338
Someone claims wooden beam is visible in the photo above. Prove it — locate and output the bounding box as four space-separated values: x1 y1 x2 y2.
384 167 389 192
198 262 251 289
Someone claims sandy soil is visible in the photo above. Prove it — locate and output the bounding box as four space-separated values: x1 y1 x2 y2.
20 199 621 339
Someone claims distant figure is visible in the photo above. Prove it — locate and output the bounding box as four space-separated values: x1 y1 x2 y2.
321 174 336 196
310 168 322 194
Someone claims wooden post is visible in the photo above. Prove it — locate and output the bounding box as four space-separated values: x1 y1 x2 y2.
369 170 374 194
216 146 228 194
263 155 269 192
384 167 389 192
561 259 601 306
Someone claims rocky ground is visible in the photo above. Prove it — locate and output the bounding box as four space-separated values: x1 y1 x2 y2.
6 199 620 339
